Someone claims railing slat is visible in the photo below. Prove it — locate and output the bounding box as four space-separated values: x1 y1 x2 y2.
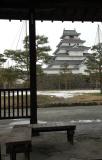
0 91 1 118
17 90 19 117
26 90 28 116
4 91 6 118
0 88 30 119
8 90 10 117
21 90 24 117
12 90 15 117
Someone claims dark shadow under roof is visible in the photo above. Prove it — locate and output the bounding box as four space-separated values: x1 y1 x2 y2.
0 0 102 21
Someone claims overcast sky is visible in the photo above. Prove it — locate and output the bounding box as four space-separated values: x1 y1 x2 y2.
0 20 102 55
36 21 102 54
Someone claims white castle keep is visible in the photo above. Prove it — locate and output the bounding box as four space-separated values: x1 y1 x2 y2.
44 29 90 75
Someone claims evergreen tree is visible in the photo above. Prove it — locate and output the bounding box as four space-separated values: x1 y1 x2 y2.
60 64 72 90
85 43 102 93
0 54 6 66
0 53 7 87
36 35 51 64
0 67 18 88
3 35 51 81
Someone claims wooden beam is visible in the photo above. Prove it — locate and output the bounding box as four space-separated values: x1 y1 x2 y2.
29 11 37 124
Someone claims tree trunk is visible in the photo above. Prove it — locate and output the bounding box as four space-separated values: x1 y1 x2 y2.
99 65 102 94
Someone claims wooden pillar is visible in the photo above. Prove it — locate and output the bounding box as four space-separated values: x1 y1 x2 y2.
29 11 37 124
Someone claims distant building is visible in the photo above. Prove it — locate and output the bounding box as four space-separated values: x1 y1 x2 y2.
44 29 90 75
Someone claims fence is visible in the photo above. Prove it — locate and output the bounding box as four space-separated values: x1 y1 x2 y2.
0 88 30 119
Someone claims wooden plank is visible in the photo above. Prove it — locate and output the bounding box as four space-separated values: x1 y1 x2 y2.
5 125 32 160
4 91 6 118
21 90 24 117
31 122 76 144
17 90 19 117
8 90 10 117
0 91 1 118
0 134 9 159
26 90 28 116
32 122 76 131
29 12 37 124
6 125 31 143
0 135 9 144
12 90 15 117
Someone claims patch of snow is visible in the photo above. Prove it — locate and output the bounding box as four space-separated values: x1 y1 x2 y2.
37 90 100 98
38 120 47 124
9 120 30 126
9 119 47 126
70 119 102 124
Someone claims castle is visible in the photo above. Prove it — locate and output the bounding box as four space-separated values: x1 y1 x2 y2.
44 29 90 75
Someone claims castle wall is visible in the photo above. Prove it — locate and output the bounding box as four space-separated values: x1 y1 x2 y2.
69 51 84 56
55 56 85 60
57 49 66 54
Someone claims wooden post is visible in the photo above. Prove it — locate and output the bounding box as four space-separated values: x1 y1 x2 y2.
29 11 37 124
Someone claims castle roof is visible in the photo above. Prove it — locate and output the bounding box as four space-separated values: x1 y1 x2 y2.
61 46 90 50
61 29 80 39
57 39 85 47
54 53 90 57
49 60 83 66
44 68 79 71
54 46 90 54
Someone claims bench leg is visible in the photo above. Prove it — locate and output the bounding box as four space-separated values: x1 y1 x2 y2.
10 152 16 160
32 129 40 136
67 129 75 145
25 152 30 160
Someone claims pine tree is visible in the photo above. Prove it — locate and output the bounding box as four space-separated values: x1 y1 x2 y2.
85 43 102 93
3 35 51 81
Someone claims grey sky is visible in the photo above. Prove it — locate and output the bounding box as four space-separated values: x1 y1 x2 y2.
0 20 102 55
36 21 102 54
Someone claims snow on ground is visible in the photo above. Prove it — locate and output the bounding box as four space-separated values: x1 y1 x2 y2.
9 119 47 126
8 119 102 128
37 90 100 98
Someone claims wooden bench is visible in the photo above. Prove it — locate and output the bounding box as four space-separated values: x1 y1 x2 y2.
31 122 76 145
0 134 9 160
6 125 32 160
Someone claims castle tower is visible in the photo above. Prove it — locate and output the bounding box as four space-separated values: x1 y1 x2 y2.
44 29 90 74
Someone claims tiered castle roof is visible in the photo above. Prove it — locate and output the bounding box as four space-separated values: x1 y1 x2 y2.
60 29 80 38
44 29 90 74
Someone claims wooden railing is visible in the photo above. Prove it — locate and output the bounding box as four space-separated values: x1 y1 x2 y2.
0 88 30 119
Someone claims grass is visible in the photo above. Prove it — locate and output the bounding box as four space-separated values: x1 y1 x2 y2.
1 93 102 108
67 94 102 104
37 94 102 107
37 95 65 107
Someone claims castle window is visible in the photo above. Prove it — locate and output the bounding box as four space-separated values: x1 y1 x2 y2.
70 35 74 38
66 50 69 55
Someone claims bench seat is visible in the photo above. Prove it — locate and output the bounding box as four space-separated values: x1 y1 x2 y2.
31 122 76 144
6 125 32 160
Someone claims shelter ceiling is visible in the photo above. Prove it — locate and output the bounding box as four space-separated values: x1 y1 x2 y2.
0 0 102 21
